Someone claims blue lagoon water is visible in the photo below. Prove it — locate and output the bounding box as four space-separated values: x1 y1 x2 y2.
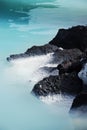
0 0 87 130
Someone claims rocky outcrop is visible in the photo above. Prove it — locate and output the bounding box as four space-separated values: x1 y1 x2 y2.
57 57 87 75
7 44 58 61
7 25 87 115
52 48 82 63
60 72 83 95
32 72 83 96
32 54 87 97
49 25 87 51
7 25 87 61
32 76 61 97
70 92 87 113
25 44 58 55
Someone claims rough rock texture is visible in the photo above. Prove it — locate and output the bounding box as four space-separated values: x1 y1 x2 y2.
32 76 61 97
7 25 87 61
49 25 87 51
7 25 87 115
25 44 58 55
52 48 83 63
60 72 83 95
7 44 58 61
32 72 83 96
70 92 87 113
57 57 87 75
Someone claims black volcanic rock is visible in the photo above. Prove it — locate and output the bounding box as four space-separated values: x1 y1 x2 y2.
7 53 29 61
32 72 83 97
60 72 83 95
25 44 58 55
52 48 82 63
57 57 87 75
7 26 85 61
32 76 61 97
70 92 87 113
7 44 58 61
7 25 87 113
49 25 87 51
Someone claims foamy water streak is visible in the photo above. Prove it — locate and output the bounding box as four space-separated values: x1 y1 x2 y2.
40 94 74 109
4 53 57 85
40 94 63 104
78 63 87 84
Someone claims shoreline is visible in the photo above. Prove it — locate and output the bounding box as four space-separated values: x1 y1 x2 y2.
7 25 87 115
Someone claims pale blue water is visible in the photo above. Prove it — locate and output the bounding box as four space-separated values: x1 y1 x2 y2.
0 0 87 130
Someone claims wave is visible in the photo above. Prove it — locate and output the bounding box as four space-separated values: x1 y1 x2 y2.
3 53 58 87
40 94 74 108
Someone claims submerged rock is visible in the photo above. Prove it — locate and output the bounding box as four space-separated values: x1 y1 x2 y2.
49 25 87 51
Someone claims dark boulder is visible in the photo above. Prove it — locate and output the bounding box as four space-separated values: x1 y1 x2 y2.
32 72 83 97
60 72 83 95
57 57 87 75
52 48 83 64
32 76 61 97
49 25 87 51
70 92 87 113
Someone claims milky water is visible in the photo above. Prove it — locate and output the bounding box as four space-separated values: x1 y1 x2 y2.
0 0 87 130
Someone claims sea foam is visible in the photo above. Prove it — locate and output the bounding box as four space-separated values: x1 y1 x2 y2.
78 63 87 85
4 53 57 85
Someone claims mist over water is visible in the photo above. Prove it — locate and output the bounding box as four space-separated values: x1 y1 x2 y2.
0 0 87 130
0 55 74 130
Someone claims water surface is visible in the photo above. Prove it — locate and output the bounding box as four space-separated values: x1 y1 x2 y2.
0 0 87 130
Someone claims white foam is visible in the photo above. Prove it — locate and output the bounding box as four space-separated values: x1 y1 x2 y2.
44 63 57 67
78 63 87 84
59 47 64 50
4 53 56 86
40 94 74 106
40 94 63 104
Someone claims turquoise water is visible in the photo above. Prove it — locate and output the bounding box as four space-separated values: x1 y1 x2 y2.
0 0 87 130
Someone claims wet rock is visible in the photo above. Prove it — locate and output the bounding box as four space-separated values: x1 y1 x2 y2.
70 92 87 113
49 25 87 51
7 53 29 61
25 44 58 55
57 57 87 75
39 66 58 76
7 44 58 61
60 72 83 95
52 48 82 64
57 61 83 75
32 72 83 97
32 76 61 97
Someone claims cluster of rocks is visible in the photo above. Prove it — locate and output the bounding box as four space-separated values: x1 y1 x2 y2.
32 25 87 115
7 25 87 115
